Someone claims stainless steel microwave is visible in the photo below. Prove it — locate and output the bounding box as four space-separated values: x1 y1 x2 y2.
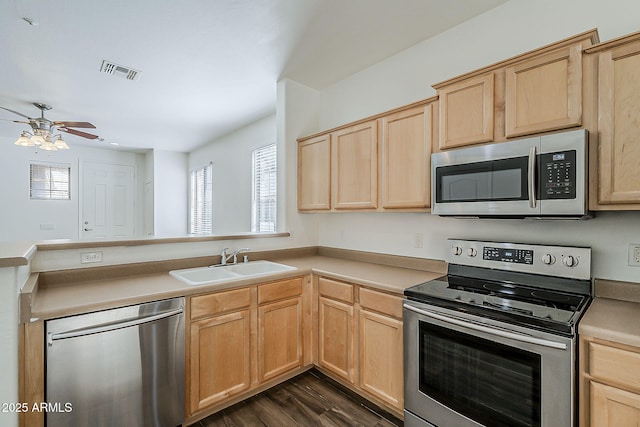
431 129 588 218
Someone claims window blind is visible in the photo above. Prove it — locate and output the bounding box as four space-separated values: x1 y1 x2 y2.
30 162 71 200
252 143 277 232
190 163 213 234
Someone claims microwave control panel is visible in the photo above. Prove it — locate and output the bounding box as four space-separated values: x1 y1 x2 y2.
539 150 576 199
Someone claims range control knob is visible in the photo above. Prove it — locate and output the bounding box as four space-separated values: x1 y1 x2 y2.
451 246 463 256
563 255 579 267
467 248 478 257
541 253 556 265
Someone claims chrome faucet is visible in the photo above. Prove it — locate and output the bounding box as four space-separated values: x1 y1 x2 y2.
219 247 250 265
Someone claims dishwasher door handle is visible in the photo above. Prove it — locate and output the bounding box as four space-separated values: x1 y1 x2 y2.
47 307 184 346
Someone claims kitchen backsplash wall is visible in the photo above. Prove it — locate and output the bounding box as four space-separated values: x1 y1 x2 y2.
317 212 640 283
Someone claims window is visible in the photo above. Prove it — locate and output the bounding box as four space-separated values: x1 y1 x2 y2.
190 163 213 234
30 162 71 200
252 143 277 232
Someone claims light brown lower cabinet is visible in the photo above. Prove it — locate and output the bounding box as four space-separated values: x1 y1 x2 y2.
316 277 404 415
189 309 251 413
590 382 640 426
318 277 355 382
358 308 403 410
581 336 640 426
188 287 253 414
258 295 304 382
257 278 304 382
188 277 307 419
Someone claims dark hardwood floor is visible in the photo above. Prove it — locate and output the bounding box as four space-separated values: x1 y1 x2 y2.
195 370 403 427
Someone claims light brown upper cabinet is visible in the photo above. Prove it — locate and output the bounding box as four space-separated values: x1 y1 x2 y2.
331 120 379 210
298 134 331 211
586 31 640 208
433 29 599 149
505 43 584 137
437 74 494 149
297 98 436 212
380 103 435 209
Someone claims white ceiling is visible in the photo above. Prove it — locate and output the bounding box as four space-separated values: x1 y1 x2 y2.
0 0 507 153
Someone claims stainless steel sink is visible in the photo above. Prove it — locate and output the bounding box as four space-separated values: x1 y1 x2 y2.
169 260 296 286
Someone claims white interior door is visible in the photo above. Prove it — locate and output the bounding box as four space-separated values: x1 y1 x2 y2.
81 162 136 239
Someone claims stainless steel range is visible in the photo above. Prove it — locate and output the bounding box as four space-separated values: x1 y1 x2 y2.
403 239 592 427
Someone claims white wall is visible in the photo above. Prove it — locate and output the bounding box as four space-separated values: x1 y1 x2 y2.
305 0 640 283
189 115 277 234
0 137 146 242
152 150 188 236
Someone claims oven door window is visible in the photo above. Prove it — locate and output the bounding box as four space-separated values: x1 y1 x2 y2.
419 321 541 427
435 156 529 203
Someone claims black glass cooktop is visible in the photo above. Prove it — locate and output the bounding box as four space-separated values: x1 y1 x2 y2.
405 268 591 336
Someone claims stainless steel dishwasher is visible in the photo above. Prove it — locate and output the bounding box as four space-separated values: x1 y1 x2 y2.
45 297 185 427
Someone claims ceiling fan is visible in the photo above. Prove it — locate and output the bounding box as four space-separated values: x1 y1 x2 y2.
1 103 99 150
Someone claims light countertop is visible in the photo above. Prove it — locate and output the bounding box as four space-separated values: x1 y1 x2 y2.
29 255 446 320
579 279 640 348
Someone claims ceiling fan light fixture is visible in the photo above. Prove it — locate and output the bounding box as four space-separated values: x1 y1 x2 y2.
3 103 99 152
14 131 34 146
30 134 45 146
53 136 70 150
39 139 58 151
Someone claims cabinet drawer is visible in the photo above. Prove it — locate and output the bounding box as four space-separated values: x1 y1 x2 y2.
191 287 251 320
319 277 354 304
589 342 640 391
359 287 403 319
258 278 303 305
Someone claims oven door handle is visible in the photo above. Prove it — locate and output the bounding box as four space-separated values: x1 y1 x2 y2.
403 304 567 350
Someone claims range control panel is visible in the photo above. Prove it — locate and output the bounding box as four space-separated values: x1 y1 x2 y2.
483 247 534 264
447 239 591 280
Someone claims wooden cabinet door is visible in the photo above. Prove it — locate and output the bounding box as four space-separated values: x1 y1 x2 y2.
438 73 494 149
331 120 378 209
505 43 583 138
380 104 432 208
358 308 403 411
258 296 303 382
591 381 640 426
318 296 354 382
298 134 331 210
595 41 640 205
189 309 251 413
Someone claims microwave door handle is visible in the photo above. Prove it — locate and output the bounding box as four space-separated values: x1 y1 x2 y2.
528 146 537 209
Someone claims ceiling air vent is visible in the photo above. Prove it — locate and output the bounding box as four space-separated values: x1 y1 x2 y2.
100 60 141 81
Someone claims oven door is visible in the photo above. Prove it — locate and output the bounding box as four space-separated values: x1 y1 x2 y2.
403 300 575 427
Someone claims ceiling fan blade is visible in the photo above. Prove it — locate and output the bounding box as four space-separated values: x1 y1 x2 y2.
0 118 30 124
0 106 32 119
58 127 99 140
53 121 96 129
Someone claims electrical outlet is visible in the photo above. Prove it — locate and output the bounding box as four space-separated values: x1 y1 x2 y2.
40 223 55 230
81 251 103 264
630 244 640 267
414 233 424 248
